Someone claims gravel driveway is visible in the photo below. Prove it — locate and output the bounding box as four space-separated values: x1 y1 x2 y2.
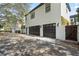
0 32 79 56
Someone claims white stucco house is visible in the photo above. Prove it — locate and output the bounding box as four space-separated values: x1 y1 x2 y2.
25 3 71 40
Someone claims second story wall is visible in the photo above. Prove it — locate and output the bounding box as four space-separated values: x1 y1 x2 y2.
25 3 61 27
61 3 70 25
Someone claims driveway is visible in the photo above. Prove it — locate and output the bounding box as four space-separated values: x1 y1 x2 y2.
0 32 79 56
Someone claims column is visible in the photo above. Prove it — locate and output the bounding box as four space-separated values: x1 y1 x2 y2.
40 25 43 36
27 27 29 35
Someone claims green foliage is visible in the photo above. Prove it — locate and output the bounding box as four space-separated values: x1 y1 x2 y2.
76 8 79 22
0 3 30 31
21 25 25 29
0 25 3 28
61 16 69 26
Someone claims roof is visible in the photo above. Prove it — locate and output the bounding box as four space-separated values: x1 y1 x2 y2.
70 14 77 18
66 3 71 11
25 3 44 16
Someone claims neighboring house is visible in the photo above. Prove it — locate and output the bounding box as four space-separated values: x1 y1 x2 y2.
12 21 21 33
25 3 71 39
70 14 79 25
15 21 21 32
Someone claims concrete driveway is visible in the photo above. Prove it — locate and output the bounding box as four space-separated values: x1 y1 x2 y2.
0 32 79 56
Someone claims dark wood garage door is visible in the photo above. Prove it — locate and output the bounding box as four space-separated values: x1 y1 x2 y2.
29 26 40 36
43 23 56 38
65 25 77 41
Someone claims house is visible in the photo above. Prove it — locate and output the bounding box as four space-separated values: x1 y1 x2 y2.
12 21 21 33
70 14 79 25
25 3 71 39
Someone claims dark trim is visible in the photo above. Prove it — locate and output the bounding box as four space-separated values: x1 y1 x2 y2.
66 3 71 11
25 3 44 16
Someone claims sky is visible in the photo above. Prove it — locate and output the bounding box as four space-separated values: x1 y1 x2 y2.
69 3 79 15
30 3 40 10
30 3 79 16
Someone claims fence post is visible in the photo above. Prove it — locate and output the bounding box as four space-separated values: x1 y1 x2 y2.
77 25 79 42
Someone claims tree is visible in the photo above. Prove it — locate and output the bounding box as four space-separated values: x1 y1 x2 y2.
76 8 79 22
0 3 30 32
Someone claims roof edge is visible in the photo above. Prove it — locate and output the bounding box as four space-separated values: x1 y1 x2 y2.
66 3 71 11
25 3 44 16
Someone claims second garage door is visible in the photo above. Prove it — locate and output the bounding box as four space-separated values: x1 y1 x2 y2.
43 23 56 38
29 26 40 36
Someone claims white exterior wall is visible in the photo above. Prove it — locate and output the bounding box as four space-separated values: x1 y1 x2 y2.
27 27 29 35
56 26 65 40
61 3 70 23
26 3 61 27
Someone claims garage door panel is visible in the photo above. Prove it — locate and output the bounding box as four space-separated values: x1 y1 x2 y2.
29 26 40 36
43 23 56 38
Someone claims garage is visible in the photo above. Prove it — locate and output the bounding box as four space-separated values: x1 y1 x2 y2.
43 23 56 38
29 26 40 36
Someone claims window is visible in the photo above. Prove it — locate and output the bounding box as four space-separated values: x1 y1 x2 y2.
31 12 35 19
45 3 51 13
